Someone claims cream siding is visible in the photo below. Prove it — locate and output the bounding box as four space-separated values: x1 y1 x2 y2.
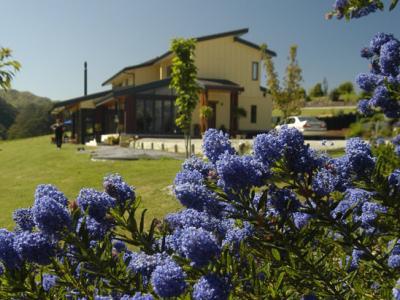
107 32 273 132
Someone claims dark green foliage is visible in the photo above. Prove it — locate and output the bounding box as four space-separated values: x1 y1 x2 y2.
337 81 354 94
0 97 17 130
309 83 324 98
0 90 54 140
170 38 200 157
7 102 53 139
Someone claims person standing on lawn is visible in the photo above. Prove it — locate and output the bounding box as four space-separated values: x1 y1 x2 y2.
51 119 64 149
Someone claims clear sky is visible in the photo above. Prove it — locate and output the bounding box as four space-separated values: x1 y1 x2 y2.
1 0 399 101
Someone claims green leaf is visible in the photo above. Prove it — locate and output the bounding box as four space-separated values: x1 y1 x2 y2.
390 0 399 10
271 248 281 261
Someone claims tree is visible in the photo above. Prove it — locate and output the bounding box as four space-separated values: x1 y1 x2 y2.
170 38 200 157
308 83 324 98
322 77 329 96
337 81 354 94
0 48 20 90
261 44 304 119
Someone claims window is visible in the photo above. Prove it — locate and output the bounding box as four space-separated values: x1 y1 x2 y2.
251 105 257 123
252 62 259 80
166 65 172 77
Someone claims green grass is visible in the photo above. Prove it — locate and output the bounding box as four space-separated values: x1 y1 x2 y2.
0 136 183 229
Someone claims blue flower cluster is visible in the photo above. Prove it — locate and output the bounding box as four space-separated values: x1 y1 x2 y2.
169 227 220 266
332 188 386 233
12 208 35 232
357 32 400 118
332 0 379 19
202 129 235 163
77 188 115 221
393 135 400 156
388 241 400 269
103 174 135 206
32 195 71 235
192 274 230 300
150 259 187 298
14 231 56 265
394 279 400 300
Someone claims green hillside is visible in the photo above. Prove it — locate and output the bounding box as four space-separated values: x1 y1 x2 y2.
0 89 54 140
0 89 52 109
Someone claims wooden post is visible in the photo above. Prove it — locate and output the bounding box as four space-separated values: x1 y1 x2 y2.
174 144 178 153
230 91 239 136
151 142 154 150
141 142 144 150
200 90 208 134
191 144 195 154
161 143 165 151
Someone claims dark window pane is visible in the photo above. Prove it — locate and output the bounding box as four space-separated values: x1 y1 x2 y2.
251 105 257 123
163 100 173 133
144 100 154 132
136 99 145 132
154 100 162 133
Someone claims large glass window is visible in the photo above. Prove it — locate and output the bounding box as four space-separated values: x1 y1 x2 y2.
154 100 162 133
136 99 145 132
135 98 176 134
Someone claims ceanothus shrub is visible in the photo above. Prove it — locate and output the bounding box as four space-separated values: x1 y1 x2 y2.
0 128 399 299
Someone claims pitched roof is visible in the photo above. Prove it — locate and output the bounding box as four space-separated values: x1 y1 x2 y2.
52 90 112 108
234 37 276 56
102 28 275 86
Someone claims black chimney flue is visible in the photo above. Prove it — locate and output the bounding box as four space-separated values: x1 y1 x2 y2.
84 61 87 96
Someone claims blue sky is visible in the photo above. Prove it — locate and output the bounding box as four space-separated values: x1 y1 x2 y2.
1 0 399 101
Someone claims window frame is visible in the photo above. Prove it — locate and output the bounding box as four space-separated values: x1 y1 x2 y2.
252 62 259 81
250 105 257 124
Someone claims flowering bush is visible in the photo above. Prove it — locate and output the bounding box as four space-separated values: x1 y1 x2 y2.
356 32 400 118
1 128 400 298
328 0 398 20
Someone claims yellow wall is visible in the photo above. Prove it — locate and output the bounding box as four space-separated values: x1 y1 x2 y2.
194 37 272 131
191 90 231 132
111 66 159 88
108 34 273 131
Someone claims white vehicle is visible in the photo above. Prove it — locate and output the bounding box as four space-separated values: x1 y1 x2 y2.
275 116 327 135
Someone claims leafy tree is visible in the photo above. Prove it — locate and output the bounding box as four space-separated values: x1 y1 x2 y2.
322 77 329 95
170 38 200 157
337 81 354 94
0 48 20 90
261 44 304 119
329 87 341 101
308 83 324 97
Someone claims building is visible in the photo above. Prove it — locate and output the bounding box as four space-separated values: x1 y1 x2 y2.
52 28 276 143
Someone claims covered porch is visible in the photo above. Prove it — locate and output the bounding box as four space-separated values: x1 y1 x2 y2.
52 78 244 144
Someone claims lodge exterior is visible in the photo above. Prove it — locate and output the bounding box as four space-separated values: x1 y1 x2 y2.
52 28 276 143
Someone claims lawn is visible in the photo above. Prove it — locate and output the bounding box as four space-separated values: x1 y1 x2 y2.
0 136 183 230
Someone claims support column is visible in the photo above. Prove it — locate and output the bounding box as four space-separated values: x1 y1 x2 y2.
230 91 239 136
199 90 208 134
124 95 136 134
